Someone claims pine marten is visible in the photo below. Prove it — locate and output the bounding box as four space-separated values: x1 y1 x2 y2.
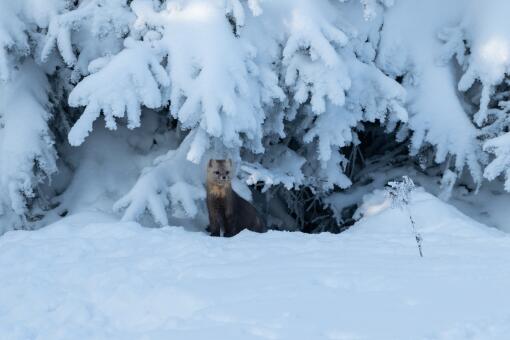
206 159 265 237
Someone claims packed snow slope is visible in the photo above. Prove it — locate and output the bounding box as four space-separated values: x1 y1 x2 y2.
1 190 510 340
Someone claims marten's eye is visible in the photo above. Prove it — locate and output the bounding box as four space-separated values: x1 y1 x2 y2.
214 171 220 175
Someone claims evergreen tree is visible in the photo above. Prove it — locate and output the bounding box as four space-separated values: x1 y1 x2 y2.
2 0 510 233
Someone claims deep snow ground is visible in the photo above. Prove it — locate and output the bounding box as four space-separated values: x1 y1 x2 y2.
1 191 510 340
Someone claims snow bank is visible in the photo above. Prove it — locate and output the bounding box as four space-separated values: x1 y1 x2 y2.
1 191 509 339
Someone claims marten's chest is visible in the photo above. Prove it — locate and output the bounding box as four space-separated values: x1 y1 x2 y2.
207 186 231 207
207 184 228 198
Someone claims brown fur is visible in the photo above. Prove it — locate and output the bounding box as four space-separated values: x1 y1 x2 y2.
206 159 265 237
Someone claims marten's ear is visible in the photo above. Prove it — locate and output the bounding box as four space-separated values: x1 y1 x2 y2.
208 159 213 168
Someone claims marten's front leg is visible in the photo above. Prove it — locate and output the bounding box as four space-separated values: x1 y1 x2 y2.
207 198 225 237
208 213 225 237
223 221 235 237
224 200 238 237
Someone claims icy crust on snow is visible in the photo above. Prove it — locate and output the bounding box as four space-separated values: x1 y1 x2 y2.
1 191 510 340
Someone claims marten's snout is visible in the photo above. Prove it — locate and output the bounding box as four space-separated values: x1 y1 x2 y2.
212 169 230 182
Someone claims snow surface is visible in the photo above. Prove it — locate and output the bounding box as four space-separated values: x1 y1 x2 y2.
2 190 510 340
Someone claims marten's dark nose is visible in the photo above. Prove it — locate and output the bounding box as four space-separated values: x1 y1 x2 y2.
222 176 227 180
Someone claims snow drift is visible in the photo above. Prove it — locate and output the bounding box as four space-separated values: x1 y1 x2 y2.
1 190 509 340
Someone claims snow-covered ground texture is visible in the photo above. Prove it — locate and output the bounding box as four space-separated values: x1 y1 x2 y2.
2 190 510 340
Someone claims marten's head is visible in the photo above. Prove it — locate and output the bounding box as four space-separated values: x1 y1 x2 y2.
207 159 233 186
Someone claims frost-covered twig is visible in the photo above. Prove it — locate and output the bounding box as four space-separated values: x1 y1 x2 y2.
386 176 423 257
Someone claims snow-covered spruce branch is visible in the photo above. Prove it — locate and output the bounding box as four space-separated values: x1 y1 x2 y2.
0 2 30 81
67 38 169 146
41 0 134 68
0 61 57 231
439 0 510 128
303 58 407 164
282 0 350 114
133 0 283 159
483 133 510 191
113 132 206 225
377 0 486 188
240 146 306 192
